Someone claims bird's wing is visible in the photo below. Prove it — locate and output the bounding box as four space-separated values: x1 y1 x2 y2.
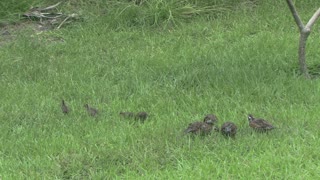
252 119 274 129
185 122 202 133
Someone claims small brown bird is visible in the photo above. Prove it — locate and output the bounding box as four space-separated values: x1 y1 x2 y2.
221 121 237 138
184 115 218 135
204 114 218 124
84 104 98 117
119 111 135 118
204 114 219 132
248 114 275 132
135 111 148 121
61 100 69 114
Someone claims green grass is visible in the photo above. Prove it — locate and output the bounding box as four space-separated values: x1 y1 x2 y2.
1 0 320 179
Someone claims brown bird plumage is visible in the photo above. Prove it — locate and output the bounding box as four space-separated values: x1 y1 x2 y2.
184 115 218 135
204 114 219 132
204 114 218 124
248 114 275 132
135 111 148 121
61 100 69 114
221 121 237 138
84 104 98 117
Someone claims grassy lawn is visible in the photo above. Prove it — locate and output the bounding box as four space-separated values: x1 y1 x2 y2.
1 0 320 179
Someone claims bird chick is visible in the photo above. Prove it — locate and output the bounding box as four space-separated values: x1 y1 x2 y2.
135 111 148 122
204 114 218 125
184 115 217 136
221 121 237 138
204 114 219 132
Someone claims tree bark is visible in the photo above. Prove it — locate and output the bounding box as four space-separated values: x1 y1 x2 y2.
298 31 310 78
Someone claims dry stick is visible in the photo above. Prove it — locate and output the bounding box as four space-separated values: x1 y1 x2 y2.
306 8 320 29
57 16 71 29
39 2 62 11
57 13 78 29
286 0 320 78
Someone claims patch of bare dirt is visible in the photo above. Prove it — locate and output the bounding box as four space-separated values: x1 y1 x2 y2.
0 2 80 47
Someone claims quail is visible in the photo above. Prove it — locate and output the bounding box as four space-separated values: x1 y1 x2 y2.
119 111 135 118
61 100 69 114
204 114 219 132
84 104 98 117
184 115 218 135
248 114 275 132
221 121 237 138
204 114 218 124
135 111 148 121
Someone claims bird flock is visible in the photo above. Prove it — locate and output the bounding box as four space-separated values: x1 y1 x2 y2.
61 99 275 138
184 113 275 139
61 99 149 121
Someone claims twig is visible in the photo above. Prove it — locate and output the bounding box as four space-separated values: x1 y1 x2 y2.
286 0 304 31
57 16 71 29
306 8 320 30
38 2 62 11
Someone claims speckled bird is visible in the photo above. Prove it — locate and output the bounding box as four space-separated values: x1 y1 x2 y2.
204 114 219 132
204 114 218 124
135 111 148 121
221 121 237 138
248 114 275 132
184 115 218 135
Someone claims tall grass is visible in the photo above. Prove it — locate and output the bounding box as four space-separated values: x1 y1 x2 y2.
97 0 231 28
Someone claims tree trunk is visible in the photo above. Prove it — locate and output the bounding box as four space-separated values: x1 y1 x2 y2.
298 30 310 78
286 0 320 78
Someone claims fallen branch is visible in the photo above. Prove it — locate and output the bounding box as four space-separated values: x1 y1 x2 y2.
22 2 80 29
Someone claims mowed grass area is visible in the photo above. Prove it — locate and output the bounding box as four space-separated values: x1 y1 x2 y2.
1 0 320 179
